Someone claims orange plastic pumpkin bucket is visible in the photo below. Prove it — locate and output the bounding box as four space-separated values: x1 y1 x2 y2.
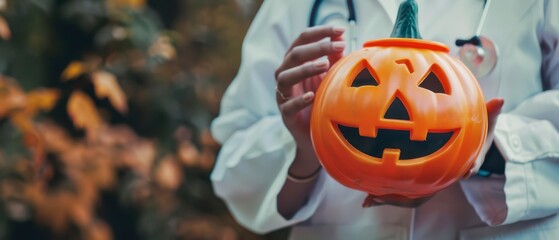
310 0 487 198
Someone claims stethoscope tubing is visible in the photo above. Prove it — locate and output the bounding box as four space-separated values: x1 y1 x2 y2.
309 0 356 28
308 0 497 78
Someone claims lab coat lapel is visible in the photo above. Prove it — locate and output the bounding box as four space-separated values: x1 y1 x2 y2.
482 0 537 50
376 0 399 25
377 0 539 41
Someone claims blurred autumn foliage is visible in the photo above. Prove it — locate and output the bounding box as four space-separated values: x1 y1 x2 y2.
0 0 290 239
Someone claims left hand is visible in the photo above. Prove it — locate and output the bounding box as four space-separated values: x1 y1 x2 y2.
466 98 504 177
362 98 505 208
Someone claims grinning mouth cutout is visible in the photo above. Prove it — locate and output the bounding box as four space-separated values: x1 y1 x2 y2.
337 124 456 160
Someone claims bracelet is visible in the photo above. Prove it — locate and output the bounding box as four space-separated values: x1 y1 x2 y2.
287 167 322 183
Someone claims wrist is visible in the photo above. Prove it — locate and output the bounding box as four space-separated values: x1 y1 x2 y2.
288 166 322 183
288 145 321 178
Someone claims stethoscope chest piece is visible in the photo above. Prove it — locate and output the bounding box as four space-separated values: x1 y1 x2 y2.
457 36 498 78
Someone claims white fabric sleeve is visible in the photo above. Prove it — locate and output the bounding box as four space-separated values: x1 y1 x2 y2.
211 116 328 234
210 0 327 234
461 0 559 226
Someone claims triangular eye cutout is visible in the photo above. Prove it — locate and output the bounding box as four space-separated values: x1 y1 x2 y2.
351 68 379 87
419 71 448 94
384 96 410 120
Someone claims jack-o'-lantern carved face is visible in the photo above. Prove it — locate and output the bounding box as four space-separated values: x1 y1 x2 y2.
310 39 487 198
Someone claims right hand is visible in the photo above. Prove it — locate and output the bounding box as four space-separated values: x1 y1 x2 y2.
275 26 345 176
274 26 346 176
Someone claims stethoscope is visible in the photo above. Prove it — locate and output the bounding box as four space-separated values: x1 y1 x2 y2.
309 0 498 78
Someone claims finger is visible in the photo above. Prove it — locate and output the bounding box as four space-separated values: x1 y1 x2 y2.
363 194 433 208
328 35 345 65
486 98 504 134
279 92 314 117
276 60 329 97
275 27 345 79
282 41 346 70
466 98 505 177
288 26 345 52
362 194 384 208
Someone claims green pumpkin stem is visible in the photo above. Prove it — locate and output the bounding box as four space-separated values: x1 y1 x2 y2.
390 0 422 39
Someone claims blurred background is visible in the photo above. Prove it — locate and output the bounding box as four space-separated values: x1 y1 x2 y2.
0 0 289 239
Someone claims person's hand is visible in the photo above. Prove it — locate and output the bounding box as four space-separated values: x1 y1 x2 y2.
466 98 504 176
362 194 433 208
274 26 345 176
275 26 345 145
362 98 505 208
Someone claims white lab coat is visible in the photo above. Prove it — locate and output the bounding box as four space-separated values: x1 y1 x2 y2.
211 0 559 239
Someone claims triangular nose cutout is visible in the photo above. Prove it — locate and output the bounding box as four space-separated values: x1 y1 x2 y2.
384 96 410 120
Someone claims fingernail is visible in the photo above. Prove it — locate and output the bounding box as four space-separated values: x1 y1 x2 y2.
333 27 345 34
332 42 346 51
313 60 328 69
303 92 314 101
497 98 505 108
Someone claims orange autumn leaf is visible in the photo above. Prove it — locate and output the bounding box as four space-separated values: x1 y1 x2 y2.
118 139 156 177
0 76 26 117
95 125 137 146
90 158 116 190
197 148 216 171
0 80 58 170
77 149 116 190
107 0 146 10
175 218 238 240
71 202 93 228
10 112 45 169
24 89 60 114
11 113 39 146
27 185 76 233
59 144 88 167
0 82 57 125
0 16 11 40
92 71 128 114
36 122 74 153
177 141 199 167
84 221 113 240
154 156 182 190
67 91 103 132
200 128 219 148
148 35 176 60
62 61 86 81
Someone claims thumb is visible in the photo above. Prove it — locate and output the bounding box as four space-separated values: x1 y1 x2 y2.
486 98 504 134
465 98 504 178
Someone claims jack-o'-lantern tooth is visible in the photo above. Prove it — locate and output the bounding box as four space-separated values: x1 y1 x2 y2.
358 125 377 138
410 128 429 141
371 127 378 138
381 148 401 165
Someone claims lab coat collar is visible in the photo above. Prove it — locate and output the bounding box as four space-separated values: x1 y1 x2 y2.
376 0 400 24
375 0 539 42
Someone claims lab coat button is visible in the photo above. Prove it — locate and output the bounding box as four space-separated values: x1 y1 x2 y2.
509 135 521 151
